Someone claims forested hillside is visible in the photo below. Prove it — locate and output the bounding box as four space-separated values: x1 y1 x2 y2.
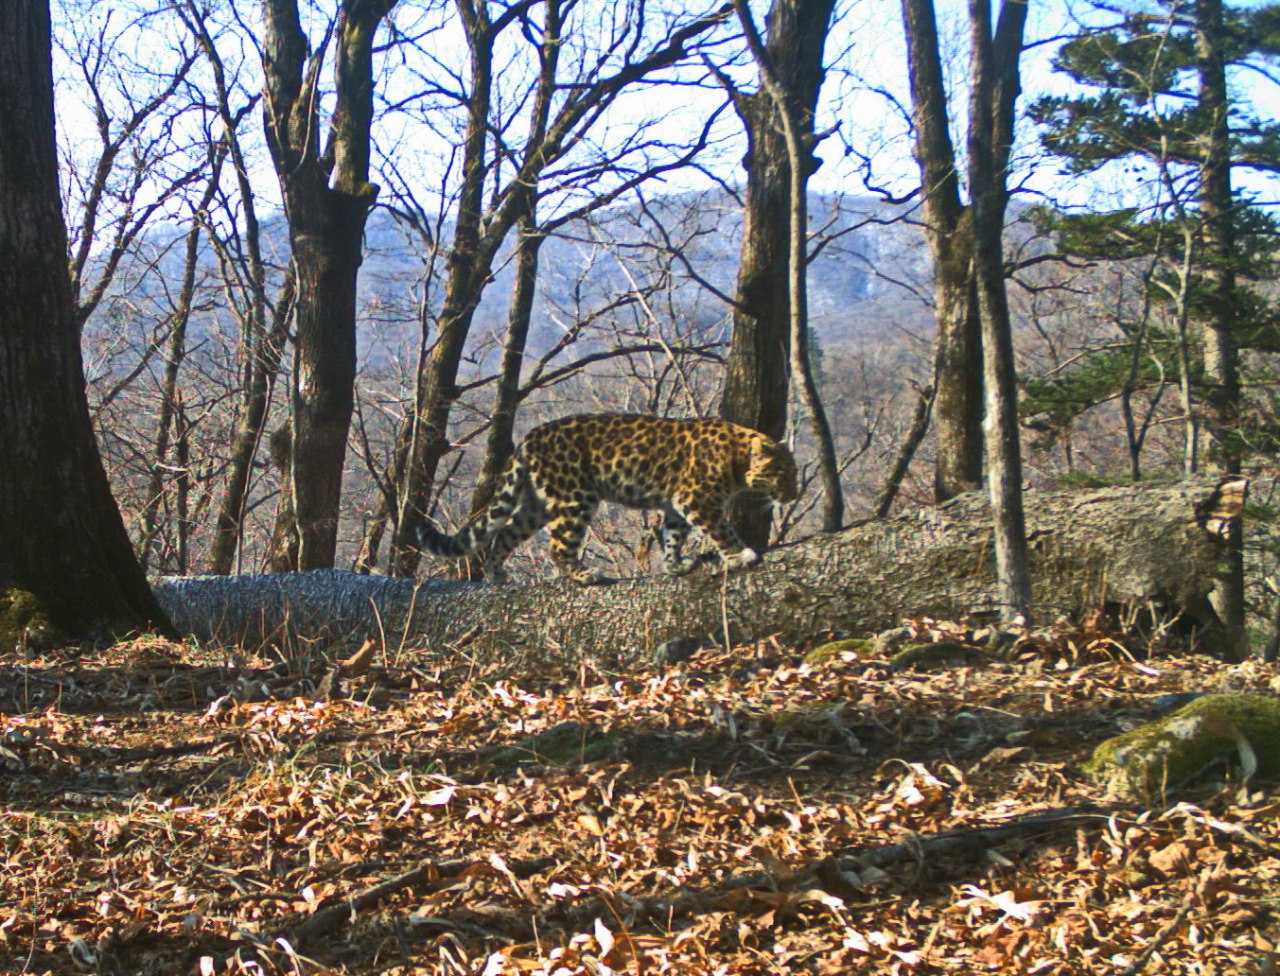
50 0 1276 588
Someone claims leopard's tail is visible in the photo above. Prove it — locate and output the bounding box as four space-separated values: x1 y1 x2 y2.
415 453 527 559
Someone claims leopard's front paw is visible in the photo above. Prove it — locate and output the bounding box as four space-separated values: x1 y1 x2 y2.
720 548 761 572
569 568 612 586
663 556 697 576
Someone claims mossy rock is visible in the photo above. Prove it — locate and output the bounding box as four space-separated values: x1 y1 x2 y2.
0 589 59 653
1085 693 1280 800
889 640 995 672
489 721 621 768
804 638 877 665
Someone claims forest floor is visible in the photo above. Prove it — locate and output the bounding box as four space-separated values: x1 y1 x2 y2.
2 619 1279 976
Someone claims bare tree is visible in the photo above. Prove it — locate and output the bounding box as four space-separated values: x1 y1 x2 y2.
967 0 1031 618
900 0 1029 614
711 0 838 547
137 148 226 573
729 0 842 533
260 0 399 570
178 1 295 575
900 0 983 501
379 0 733 577
57 2 202 329
0 0 173 638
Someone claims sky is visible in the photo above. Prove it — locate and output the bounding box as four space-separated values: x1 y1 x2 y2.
46 0 1280 245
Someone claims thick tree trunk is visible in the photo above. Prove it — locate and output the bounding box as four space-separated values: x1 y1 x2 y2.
157 479 1246 656
901 0 984 502
719 0 835 548
0 0 174 639
733 0 842 533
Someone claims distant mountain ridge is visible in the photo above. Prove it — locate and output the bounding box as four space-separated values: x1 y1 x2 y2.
84 190 938 374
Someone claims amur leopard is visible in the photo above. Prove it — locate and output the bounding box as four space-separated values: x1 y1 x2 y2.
416 413 798 586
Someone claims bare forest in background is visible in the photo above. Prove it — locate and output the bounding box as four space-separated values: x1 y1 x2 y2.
59 0 1280 611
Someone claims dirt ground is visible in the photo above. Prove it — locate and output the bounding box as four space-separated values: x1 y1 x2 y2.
2 620 1278 975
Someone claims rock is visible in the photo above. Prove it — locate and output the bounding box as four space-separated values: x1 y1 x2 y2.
889 640 995 672
1086 693 1280 799
804 638 878 665
0 588 59 654
653 636 710 666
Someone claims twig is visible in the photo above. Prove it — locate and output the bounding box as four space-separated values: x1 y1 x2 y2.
1119 897 1195 976
835 807 1120 872
290 854 556 948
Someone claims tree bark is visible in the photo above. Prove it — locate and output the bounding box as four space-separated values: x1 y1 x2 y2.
718 0 836 547
968 0 1031 618
1194 0 1245 661
901 0 984 502
469 210 545 522
157 479 1246 656
733 0 842 533
261 0 396 570
0 0 174 639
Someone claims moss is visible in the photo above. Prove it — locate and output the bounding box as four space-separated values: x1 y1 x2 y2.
889 640 995 672
804 638 877 665
1085 693 1280 800
489 721 621 768
1056 471 1175 490
0 589 59 653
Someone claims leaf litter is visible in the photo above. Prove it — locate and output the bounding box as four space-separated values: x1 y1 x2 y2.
1 623 1279 975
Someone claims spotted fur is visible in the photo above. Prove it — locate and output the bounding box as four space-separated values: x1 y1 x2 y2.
416 413 798 586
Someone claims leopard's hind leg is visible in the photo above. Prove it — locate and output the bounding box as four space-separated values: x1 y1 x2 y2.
545 495 605 585
656 504 696 575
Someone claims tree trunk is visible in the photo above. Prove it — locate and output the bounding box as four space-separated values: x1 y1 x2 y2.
1194 0 1245 660
968 0 1031 619
384 5 500 578
872 383 934 517
901 0 984 502
195 0 294 575
261 0 396 570
719 0 836 547
469 211 545 521
0 0 174 639
157 479 1246 656
207 271 294 574
733 0 842 533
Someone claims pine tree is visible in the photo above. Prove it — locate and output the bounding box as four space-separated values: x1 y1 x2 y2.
1030 0 1280 472
1032 0 1279 659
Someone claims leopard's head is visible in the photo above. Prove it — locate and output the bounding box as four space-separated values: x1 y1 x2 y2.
747 436 799 503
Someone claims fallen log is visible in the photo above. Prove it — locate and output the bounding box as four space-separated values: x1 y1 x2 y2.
155 478 1246 656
